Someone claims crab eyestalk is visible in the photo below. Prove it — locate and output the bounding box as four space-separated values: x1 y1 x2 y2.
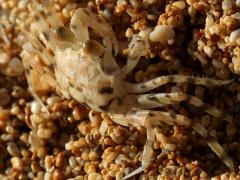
83 39 105 57
53 26 77 43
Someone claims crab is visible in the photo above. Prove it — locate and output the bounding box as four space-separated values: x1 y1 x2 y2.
19 1 235 179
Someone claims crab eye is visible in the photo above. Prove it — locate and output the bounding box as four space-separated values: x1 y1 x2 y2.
53 26 76 42
83 39 104 57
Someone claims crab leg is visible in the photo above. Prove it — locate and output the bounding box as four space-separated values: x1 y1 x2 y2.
123 35 149 74
110 110 191 127
21 30 54 66
135 92 187 109
70 9 89 43
192 123 235 172
21 51 52 115
110 110 190 179
27 1 71 51
0 23 10 45
29 0 63 28
28 12 58 50
40 0 64 28
135 92 232 122
110 110 234 179
126 75 232 93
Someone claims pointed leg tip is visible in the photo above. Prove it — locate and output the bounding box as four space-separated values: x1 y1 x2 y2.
122 166 144 180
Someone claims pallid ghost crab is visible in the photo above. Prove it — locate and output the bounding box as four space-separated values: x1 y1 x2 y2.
19 1 235 179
